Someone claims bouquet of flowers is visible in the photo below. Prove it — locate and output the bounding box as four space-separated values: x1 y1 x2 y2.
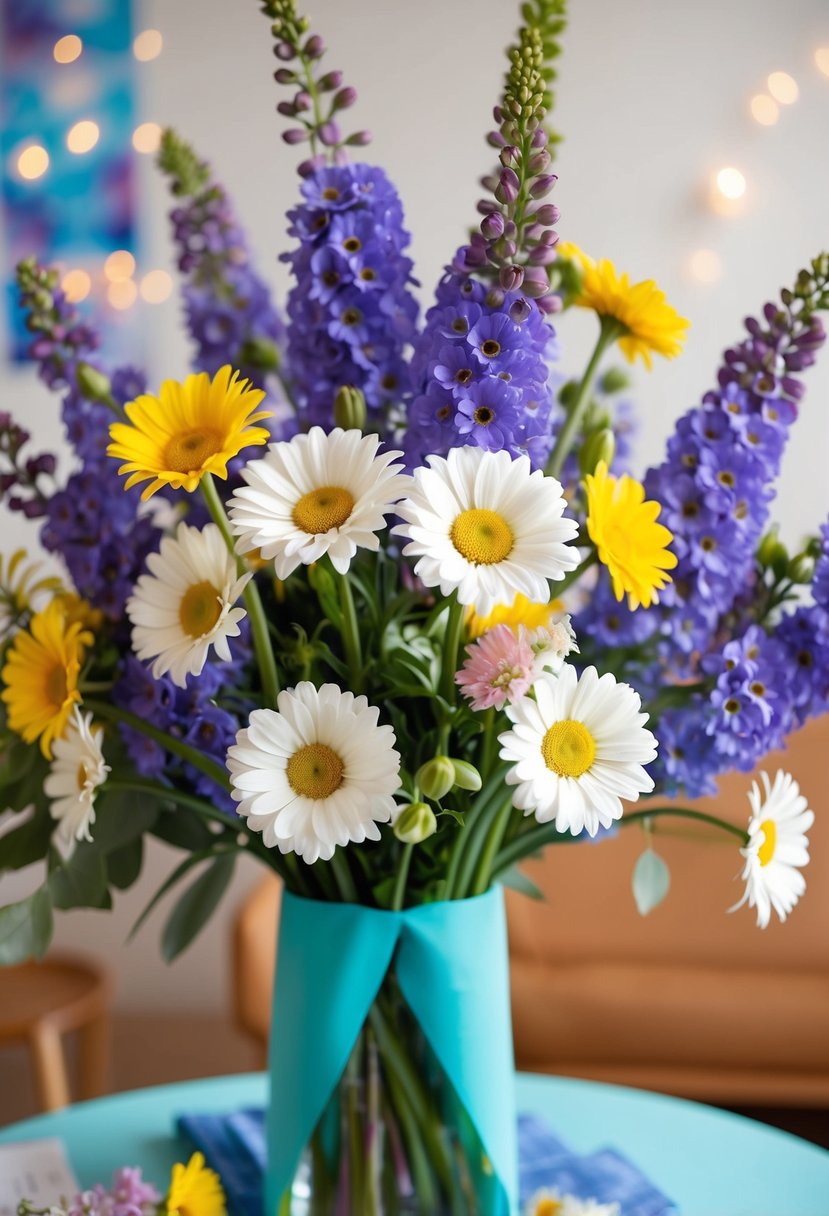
2 0 828 1211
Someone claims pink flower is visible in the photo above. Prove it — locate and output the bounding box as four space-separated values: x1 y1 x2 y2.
455 623 535 711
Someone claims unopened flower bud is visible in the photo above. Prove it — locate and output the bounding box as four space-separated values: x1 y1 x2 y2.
332 86 358 111
527 149 552 175
394 802 437 845
334 385 367 430
600 367 631 394
344 130 372 147
788 554 815 584
521 268 550 299
533 203 560 227
481 212 505 241
274 41 296 61
509 297 532 323
529 173 558 199
757 528 787 575
75 362 113 404
282 128 308 145
500 264 524 292
273 68 297 84
318 70 344 90
450 759 482 792
303 34 324 59
319 121 341 147
579 428 617 477
495 169 520 205
416 756 455 801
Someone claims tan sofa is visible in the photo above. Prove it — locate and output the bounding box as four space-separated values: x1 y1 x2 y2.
234 717 829 1106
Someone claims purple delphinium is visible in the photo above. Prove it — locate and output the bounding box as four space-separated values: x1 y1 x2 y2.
282 162 418 429
404 271 558 469
159 130 288 426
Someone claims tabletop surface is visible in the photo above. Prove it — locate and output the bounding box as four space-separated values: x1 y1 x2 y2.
1 1072 828 1216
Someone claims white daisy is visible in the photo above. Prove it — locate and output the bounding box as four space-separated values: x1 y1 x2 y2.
126 521 250 688
525 1188 620 1216
227 427 410 578
498 665 657 837
227 681 401 864
394 447 578 616
731 769 814 929
44 708 110 859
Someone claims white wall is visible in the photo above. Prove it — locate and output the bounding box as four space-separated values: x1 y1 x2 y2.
1 0 829 1012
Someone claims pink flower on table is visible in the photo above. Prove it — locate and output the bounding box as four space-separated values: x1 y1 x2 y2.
455 623 535 711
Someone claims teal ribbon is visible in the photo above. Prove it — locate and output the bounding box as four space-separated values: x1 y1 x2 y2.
265 885 517 1214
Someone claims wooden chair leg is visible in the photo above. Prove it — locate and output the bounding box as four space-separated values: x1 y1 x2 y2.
29 1021 70 1112
79 1012 110 1099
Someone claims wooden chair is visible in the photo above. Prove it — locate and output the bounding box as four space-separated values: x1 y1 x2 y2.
0 953 113 1111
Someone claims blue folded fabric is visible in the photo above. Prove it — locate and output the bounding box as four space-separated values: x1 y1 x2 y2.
177 1107 677 1216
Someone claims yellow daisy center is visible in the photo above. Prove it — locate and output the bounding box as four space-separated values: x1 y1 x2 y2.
287 743 345 799
45 663 68 709
165 429 223 473
179 581 222 638
758 819 776 867
534 1201 564 1216
293 485 355 534
541 719 596 778
450 508 514 565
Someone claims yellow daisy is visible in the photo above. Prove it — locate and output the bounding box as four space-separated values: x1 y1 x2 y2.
0 599 94 758
167 1152 226 1216
466 593 563 639
107 365 271 500
561 242 688 369
584 461 677 610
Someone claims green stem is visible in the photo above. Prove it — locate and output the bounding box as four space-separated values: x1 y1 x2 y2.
439 595 466 707
85 699 230 790
469 796 513 897
443 765 510 901
336 566 364 693
390 844 413 912
622 806 750 843
331 849 359 903
545 316 623 480
202 472 281 707
480 709 497 781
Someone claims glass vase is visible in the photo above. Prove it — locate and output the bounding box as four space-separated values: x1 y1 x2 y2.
283 970 501 1215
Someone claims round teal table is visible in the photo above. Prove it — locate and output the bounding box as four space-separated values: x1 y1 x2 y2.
1 1072 828 1215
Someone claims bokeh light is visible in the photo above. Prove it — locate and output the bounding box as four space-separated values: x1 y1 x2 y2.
714 166 746 201
53 34 82 64
749 94 779 126
133 29 163 61
816 48 829 78
61 269 91 303
767 71 799 104
139 270 173 304
104 250 136 282
16 144 50 181
687 249 723 285
132 122 162 154
108 280 138 310
67 119 100 154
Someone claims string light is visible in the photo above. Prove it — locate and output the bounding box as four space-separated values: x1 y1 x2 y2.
132 122 162 154
107 280 137 310
61 269 91 303
767 71 799 104
750 94 779 126
133 29 163 61
67 120 100 154
687 249 722 284
816 48 829 78
53 35 82 64
139 270 173 303
714 166 746 200
104 250 136 282
16 144 50 181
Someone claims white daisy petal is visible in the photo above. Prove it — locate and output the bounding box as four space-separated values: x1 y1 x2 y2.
227 427 410 577
394 447 579 616
126 521 250 688
731 769 812 929
498 667 657 834
227 682 402 865
43 708 110 860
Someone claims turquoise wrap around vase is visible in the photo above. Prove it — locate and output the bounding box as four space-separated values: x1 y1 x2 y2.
265 885 518 1215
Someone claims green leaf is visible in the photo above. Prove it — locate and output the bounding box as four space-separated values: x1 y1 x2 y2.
161 853 237 962
0 885 53 963
107 837 144 890
91 790 161 853
152 807 216 851
0 803 54 871
499 864 544 901
632 847 671 916
48 845 110 910
128 846 223 942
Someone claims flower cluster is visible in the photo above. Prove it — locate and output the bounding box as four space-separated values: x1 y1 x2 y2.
158 131 288 419
21 1153 224 1216
643 258 828 653
282 162 419 429
404 271 559 468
